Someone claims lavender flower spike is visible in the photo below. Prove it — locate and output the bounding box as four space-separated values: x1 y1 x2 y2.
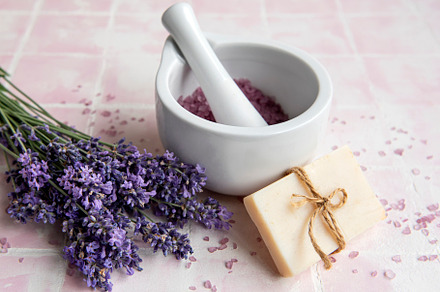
0 67 233 291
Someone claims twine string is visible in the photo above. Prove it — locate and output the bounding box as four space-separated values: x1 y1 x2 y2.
286 167 348 269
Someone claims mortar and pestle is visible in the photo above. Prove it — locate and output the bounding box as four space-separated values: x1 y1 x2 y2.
155 3 332 196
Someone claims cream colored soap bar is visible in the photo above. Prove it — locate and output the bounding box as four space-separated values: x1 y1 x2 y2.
243 146 386 277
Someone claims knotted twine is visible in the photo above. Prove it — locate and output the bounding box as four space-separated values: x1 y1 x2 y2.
285 167 348 269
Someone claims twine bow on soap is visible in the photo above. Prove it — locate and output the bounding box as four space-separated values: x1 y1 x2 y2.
286 167 348 270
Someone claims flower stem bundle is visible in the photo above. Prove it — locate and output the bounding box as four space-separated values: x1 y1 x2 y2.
0 67 232 291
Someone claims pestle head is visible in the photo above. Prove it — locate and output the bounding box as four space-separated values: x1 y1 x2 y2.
162 2 268 127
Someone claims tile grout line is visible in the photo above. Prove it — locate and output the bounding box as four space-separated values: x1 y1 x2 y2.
311 263 324 292
4 52 440 59
259 0 271 38
406 0 440 51
334 0 386 128
86 0 120 137
4 247 63 257
334 0 360 64
7 0 44 76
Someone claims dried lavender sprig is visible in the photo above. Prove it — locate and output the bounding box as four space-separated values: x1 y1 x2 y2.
0 67 233 291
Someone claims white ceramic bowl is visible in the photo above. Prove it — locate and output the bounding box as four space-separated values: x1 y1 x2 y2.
155 34 332 196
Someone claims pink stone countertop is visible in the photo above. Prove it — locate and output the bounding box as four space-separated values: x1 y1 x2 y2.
1 0 439 291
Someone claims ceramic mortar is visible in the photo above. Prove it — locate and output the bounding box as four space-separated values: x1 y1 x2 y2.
155 34 332 196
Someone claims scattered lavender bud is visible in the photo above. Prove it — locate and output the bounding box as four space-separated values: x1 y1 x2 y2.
427 203 439 211
384 269 396 279
349 251 359 259
225 261 233 269
189 256 197 262
391 255 402 263
204 281 212 289
208 247 218 253
429 255 438 261
219 237 229 245
218 244 227 250
402 226 411 235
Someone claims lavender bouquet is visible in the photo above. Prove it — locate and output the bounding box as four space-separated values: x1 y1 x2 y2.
0 67 232 291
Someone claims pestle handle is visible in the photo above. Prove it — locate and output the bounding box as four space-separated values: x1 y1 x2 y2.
162 2 267 127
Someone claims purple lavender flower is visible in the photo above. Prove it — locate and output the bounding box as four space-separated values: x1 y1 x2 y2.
134 217 193 260
108 228 126 247
17 150 51 190
62 211 142 291
10 131 26 147
0 68 233 292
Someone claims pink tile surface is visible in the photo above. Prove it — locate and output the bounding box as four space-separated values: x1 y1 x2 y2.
100 54 160 105
198 14 268 37
364 57 440 106
108 15 167 54
413 0 440 14
319 57 375 107
319 252 396 291
379 104 440 166
0 1 439 291
191 0 262 15
425 13 440 41
339 0 412 14
0 56 13 71
41 0 113 12
24 14 109 54
322 106 397 167
116 0 184 14
0 0 36 11
0 255 66 291
45 106 91 132
0 14 30 54
12 55 102 104
347 15 440 54
264 0 338 15
91 107 164 153
267 15 354 54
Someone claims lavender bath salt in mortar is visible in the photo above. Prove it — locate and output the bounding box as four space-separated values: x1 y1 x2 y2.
178 79 289 125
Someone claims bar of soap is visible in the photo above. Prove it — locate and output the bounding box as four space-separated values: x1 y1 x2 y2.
243 146 386 277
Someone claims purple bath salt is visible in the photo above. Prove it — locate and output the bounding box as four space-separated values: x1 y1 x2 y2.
177 79 289 125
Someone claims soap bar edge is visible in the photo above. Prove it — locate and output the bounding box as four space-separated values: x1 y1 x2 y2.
243 194 293 277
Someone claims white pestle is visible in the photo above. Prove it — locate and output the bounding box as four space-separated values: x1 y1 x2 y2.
161 2 268 127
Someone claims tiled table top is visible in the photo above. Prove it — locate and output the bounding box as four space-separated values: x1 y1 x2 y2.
1 0 439 291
